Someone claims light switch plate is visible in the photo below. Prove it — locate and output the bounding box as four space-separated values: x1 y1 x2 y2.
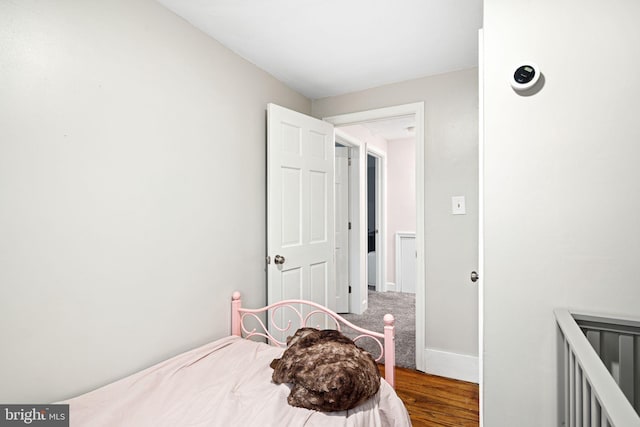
452 196 466 215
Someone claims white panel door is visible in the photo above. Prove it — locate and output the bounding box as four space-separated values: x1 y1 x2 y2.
396 232 416 293
335 146 350 313
267 103 335 339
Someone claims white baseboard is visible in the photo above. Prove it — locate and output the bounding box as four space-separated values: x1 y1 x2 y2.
385 282 396 292
423 348 479 384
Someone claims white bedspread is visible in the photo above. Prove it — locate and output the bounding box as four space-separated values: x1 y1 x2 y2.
64 336 411 427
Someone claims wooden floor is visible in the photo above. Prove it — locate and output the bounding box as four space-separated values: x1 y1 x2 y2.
385 366 479 426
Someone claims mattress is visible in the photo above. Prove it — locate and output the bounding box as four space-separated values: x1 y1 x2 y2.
63 336 411 427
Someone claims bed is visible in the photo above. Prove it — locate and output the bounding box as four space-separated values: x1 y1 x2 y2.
63 292 411 426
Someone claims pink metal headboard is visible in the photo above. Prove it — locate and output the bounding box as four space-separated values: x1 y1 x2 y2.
231 291 396 388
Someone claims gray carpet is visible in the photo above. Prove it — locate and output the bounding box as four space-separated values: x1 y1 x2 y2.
341 291 416 370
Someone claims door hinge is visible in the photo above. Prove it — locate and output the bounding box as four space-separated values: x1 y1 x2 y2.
266 256 271 264
348 285 352 294
348 158 352 166
348 222 352 230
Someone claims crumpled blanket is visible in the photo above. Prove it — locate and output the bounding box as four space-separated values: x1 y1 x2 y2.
270 328 381 412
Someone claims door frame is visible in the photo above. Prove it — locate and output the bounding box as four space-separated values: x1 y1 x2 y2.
334 144 351 313
335 129 365 314
478 28 485 427
366 145 387 293
324 102 426 371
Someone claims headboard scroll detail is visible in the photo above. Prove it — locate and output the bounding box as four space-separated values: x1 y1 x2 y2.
231 291 396 388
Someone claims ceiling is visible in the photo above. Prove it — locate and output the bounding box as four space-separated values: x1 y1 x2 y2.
360 116 417 141
156 0 483 100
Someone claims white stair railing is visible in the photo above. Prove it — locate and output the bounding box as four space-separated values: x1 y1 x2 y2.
555 309 640 427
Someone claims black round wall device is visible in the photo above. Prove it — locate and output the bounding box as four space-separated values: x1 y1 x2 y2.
510 62 541 92
514 65 535 84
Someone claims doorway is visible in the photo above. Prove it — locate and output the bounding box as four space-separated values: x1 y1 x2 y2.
325 102 425 371
367 153 378 291
365 147 386 294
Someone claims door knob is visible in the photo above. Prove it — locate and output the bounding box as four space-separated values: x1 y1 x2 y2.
274 255 286 265
470 271 479 283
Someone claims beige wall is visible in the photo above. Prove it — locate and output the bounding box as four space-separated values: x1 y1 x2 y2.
313 68 479 360
483 0 640 424
0 0 309 403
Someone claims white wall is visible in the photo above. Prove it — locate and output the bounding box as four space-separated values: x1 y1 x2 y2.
387 137 416 287
0 0 309 403
313 69 479 364
483 0 640 424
